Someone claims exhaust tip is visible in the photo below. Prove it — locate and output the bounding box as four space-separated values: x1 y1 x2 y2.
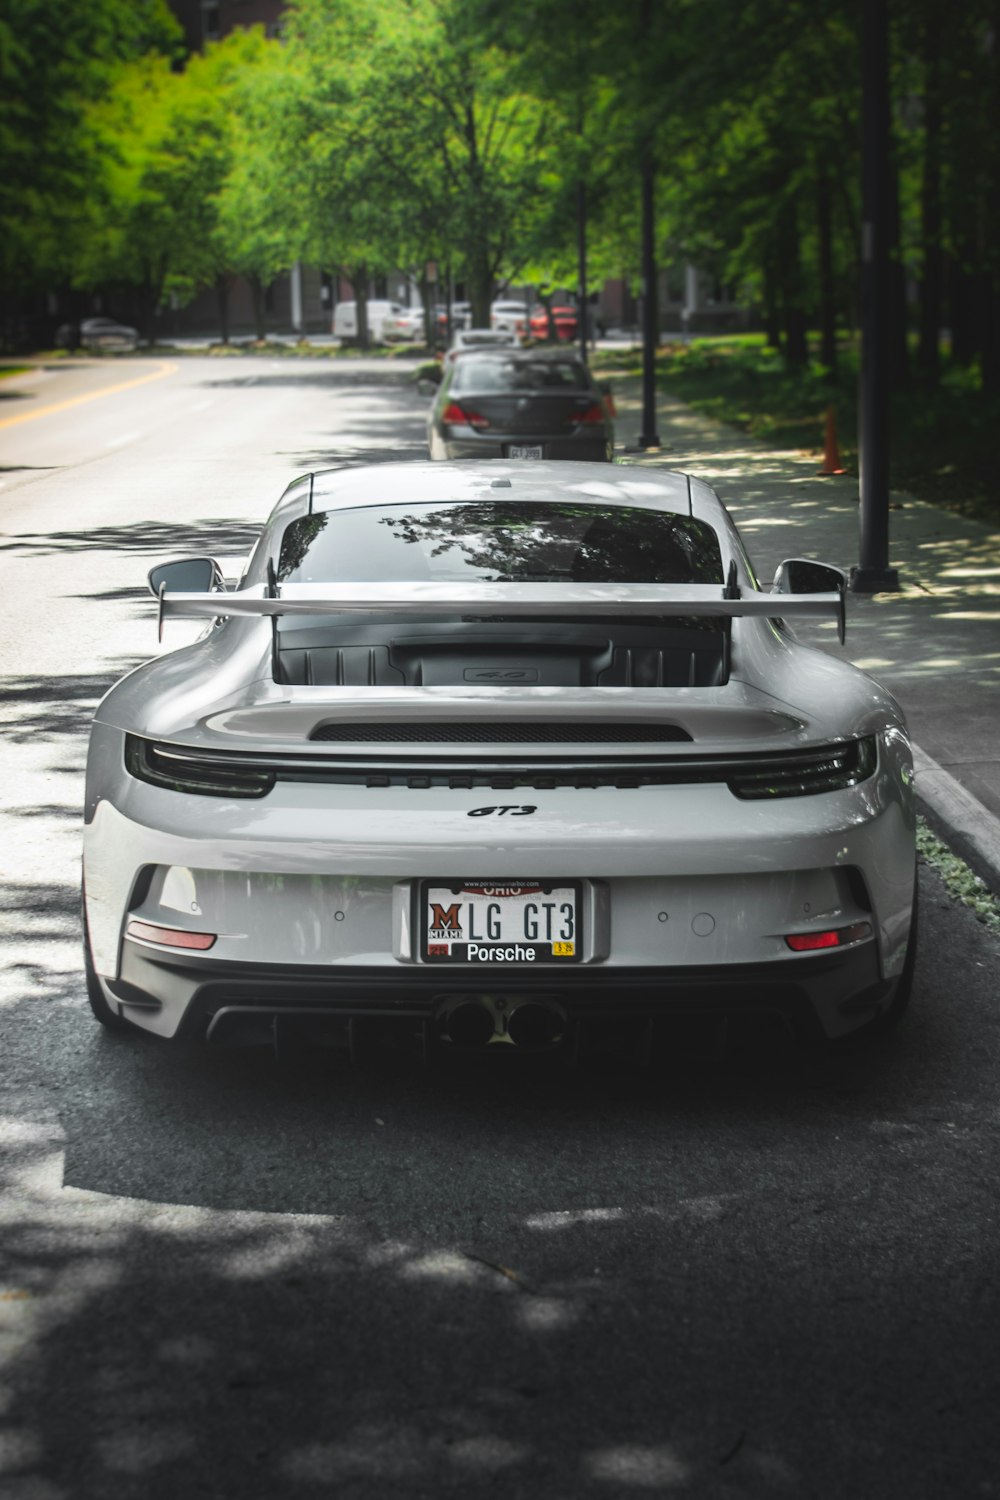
438 999 495 1048
506 1001 566 1050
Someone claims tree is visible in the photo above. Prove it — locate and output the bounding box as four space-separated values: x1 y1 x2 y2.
0 0 180 344
75 28 286 342
77 55 226 338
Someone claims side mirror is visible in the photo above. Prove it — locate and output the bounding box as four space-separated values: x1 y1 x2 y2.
771 558 847 596
771 557 847 644
147 557 225 598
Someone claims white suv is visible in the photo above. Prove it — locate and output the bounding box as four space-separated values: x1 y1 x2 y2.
491 300 530 336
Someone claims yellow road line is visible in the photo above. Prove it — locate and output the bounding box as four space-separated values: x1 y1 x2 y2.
0 360 178 430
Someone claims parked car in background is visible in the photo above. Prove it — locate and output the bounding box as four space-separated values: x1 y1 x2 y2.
332 300 402 344
529 305 579 342
382 305 429 342
444 327 521 365
433 302 473 338
81 461 917 1052
55 317 139 353
427 348 614 461
491 300 530 336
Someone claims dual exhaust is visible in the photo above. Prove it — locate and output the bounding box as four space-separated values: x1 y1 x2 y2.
436 996 567 1051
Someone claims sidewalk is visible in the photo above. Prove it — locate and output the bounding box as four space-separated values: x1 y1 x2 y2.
612 376 1000 886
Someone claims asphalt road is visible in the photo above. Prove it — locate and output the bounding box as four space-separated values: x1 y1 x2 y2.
1 357 999 1500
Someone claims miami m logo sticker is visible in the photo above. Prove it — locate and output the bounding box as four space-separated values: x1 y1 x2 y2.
430 902 462 931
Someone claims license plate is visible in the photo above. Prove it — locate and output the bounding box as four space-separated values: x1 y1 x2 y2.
507 444 543 459
421 879 580 963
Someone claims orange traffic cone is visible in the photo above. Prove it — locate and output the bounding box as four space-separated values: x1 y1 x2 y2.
818 404 845 475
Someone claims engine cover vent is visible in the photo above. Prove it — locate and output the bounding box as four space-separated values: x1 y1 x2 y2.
309 721 693 744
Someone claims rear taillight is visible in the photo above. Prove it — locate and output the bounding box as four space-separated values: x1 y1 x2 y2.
571 402 606 425
729 737 876 799
442 401 490 430
785 922 872 952
125 735 274 798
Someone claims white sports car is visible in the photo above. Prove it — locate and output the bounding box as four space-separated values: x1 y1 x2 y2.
82 461 917 1052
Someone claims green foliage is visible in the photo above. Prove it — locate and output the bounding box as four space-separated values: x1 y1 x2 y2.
0 0 181 319
73 28 292 335
655 335 1000 520
5 0 1000 406
279 0 556 323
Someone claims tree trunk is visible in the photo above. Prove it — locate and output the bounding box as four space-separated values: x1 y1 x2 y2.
983 275 1000 393
417 270 433 347
215 275 230 345
777 201 808 370
982 0 1000 390
467 250 492 329
762 258 782 350
138 267 160 346
947 253 977 365
249 274 266 341
537 287 556 342
816 164 837 373
354 264 370 349
917 6 943 386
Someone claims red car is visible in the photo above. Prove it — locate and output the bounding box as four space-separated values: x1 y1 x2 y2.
529 305 578 341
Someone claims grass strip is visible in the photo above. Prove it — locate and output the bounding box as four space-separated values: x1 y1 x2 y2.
917 816 1000 931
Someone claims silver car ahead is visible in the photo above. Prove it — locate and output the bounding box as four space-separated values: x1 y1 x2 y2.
82 461 917 1053
427 350 614 462
56 316 139 353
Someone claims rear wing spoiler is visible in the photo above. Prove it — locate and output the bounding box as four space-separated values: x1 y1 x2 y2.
159 580 845 640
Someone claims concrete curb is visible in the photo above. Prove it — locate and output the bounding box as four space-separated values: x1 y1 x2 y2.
913 745 1000 894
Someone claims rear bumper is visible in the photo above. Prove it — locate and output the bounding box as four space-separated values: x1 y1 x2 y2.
107 938 890 1045
83 731 916 1044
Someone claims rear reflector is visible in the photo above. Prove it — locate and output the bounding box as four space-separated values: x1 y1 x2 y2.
785 921 872 952
126 920 217 951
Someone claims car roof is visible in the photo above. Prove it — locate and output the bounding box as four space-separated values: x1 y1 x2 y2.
451 328 515 343
452 346 581 361
302 461 710 522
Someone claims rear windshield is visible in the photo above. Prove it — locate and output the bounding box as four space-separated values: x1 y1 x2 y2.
456 332 514 347
451 357 587 392
277 502 723 585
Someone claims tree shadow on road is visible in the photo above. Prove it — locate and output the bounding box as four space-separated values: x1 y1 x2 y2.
0 874 996 1500
199 368 422 391
0 669 144 744
0 518 262 562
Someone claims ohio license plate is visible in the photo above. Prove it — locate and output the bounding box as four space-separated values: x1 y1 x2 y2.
421 879 580 963
507 444 543 459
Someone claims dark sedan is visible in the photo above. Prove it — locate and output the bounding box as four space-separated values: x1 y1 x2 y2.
427 349 614 462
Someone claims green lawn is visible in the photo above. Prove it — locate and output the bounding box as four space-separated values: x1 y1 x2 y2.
594 335 999 524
